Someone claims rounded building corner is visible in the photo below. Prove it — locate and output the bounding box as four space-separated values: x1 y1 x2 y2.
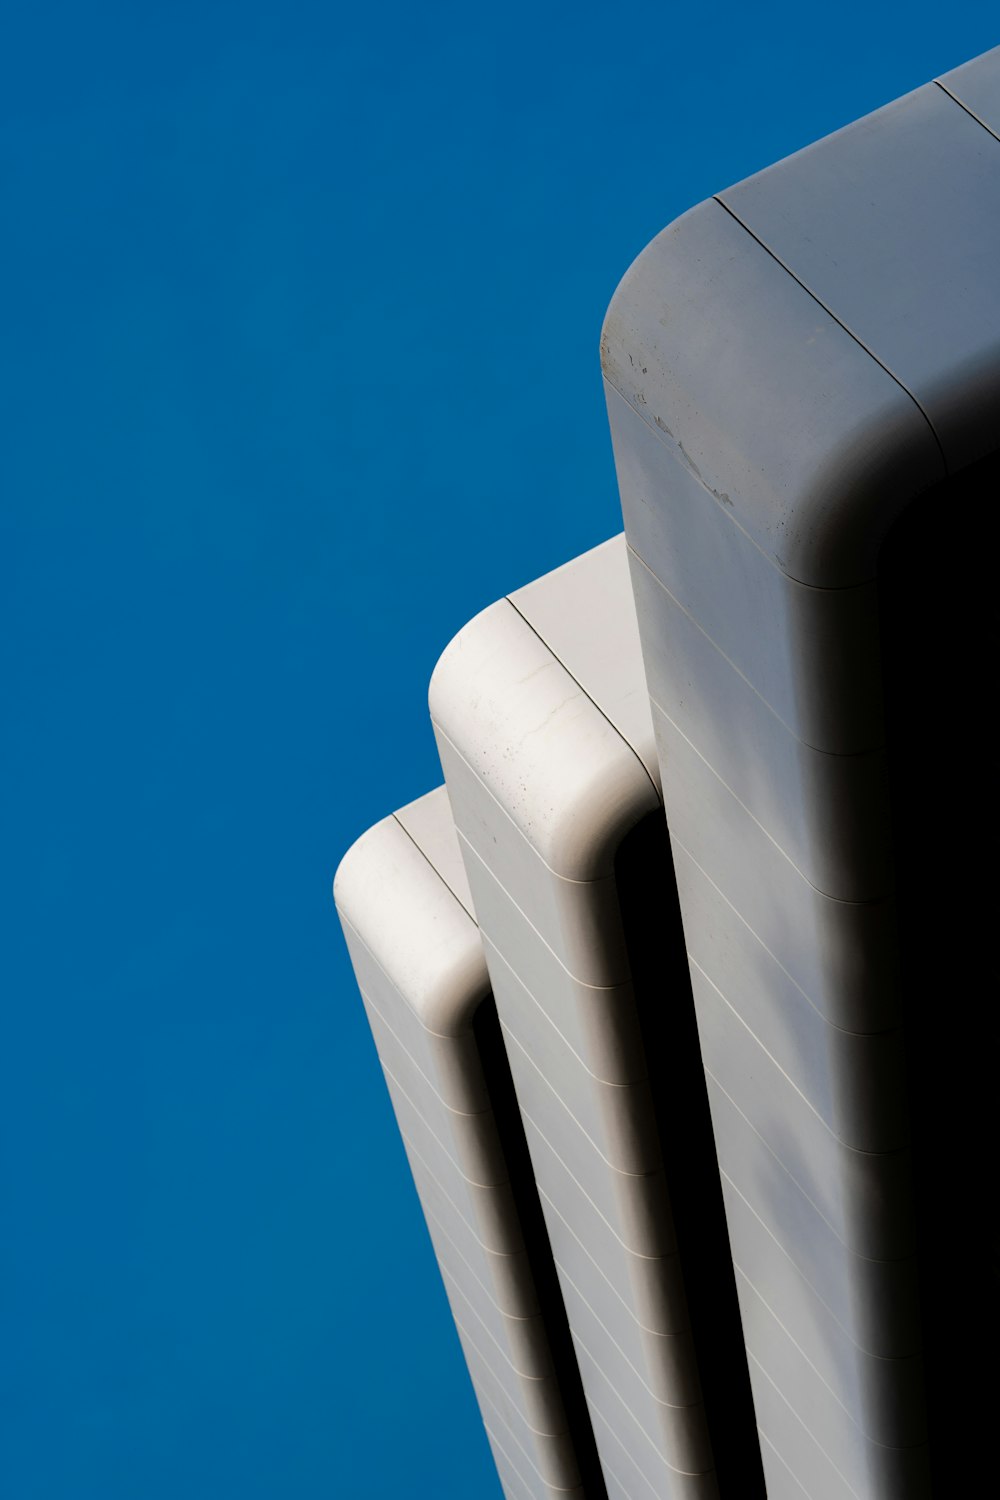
334 810 489 1037
331 815 388 921
605 199 949 589
429 594 657 882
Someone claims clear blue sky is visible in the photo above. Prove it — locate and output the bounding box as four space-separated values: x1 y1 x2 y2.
3 5 993 1496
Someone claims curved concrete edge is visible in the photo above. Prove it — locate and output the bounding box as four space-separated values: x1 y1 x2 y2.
429 594 658 882
600 196 945 589
394 785 477 919
334 805 489 1035
602 51 1000 590
508 534 660 794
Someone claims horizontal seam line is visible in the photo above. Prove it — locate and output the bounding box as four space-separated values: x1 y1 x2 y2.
571 1325 713 1475
419 1194 540 1326
934 77 1000 145
400 1130 522 1262
432 715 655 886
519 1102 673 1261
361 982 492 1119
604 378 878 593
756 1426 819 1500
721 1169 920 1359
505 592 661 804
554 1255 697 1411
482 1421 584 1496
341 912 481 1039
703 1066 913 1266
690 957 907 1156
537 1180 684 1337
483 934 646 1087
652 695 890 904
627 543 885 757
381 1058 509 1189
713 194 948 475
391 809 477 920
465 1374 578 1486
454 1349 566 1449
583 1404 665 1500
750 1354 861 1499
735 1268 927 1451
667 832 900 1037
456 827 630 991
442 1271 559 1390
500 1020 662 1180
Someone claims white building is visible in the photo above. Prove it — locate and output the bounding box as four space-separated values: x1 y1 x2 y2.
336 45 1000 1500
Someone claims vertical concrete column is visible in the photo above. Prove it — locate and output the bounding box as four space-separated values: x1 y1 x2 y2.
603 47 1000 1499
432 539 737 1500
336 789 601 1500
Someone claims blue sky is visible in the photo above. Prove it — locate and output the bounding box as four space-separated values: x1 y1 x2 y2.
3 5 994 1496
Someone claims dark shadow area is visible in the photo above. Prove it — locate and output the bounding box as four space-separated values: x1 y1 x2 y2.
878 450 1000 1493
615 812 766 1498
473 1000 609 1500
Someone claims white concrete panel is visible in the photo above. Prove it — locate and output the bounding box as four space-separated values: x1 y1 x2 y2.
501 1019 673 1258
754 1432 813 1500
456 1322 583 1487
335 807 489 1036
703 1074 919 1360
335 805 589 1499
416 1168 540 1326
430 597 658 881
487 1423 586 1500
672 841 907 1148
597 56 1000 1498
939 44 1000 137
342 918 491 1113
509 535 660 792
361 992 507 1182
439 728 633 988
556 1254 702 1416
385 1068 524 1256
721 1175 924 1447
586 1399 721 1500
421 1215 553 1380
690 961 914 1263
719 83 1000 470
404 1147 539 1319
432 549 719 1495
394 785 477 919
572 1337 713 1490
602 204 944 590
606 383 889 754
488 944 660 1177
629 547 893 900
750 1354 859 1500
469 847 648 1087
653 701 899 1035
525 1115 685 1337
440 1264 564 1430
736 1272 931 1500
465 1369 581 1494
